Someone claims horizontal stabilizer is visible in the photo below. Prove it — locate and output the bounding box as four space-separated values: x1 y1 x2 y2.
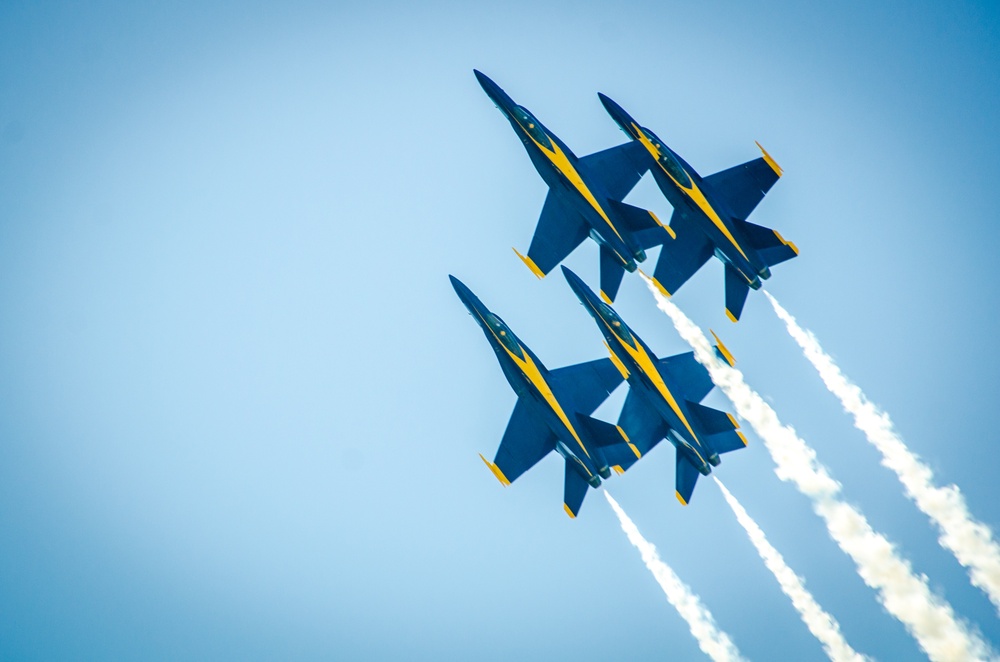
657 351 714 403
702 151 781 221
685 400 739 435
649 211 714 298
578 141 649 200
575 413 631 449
522 189 590 277
675 449 701 506
707 428 749 455
724 263 751 322
600 245 627 303
549 357 624 415
735 219 799 268
606 199 663 236
633 225 675 250
564 460 591 518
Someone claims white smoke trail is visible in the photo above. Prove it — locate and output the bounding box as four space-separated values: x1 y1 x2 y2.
604 491 746 662
765 291 1000 615
641 275 991 662
713 477 869 662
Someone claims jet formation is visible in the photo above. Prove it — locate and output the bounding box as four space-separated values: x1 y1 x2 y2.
452 71 798 516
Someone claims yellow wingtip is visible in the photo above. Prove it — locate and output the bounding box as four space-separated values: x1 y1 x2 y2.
599 290 613 305
512 248 545 279
736 431 749 446
725 309 739 323
726 413 740 429
651 277 671 298
479 453 511 486
675 491 688 506
710 329 736 366
563 503 577 519
755 141 783 177
612 465 625 476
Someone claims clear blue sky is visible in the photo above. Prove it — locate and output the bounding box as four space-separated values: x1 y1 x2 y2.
2 1 999 659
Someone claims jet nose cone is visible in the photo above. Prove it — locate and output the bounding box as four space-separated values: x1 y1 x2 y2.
474 69 500 97
598 92 632 130
474 69 516 115
449 274 477 308
560 265 590 298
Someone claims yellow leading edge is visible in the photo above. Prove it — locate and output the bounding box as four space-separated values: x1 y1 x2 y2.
479 453 511 486
755 141 783 177
710 330 736 366
513 248 545 279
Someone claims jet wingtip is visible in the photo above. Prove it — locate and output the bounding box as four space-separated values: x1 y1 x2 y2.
710 330 737 366
563 503 577 519
479 453 511 487
512 248 545 279
755 141 783 177
675 491 689 506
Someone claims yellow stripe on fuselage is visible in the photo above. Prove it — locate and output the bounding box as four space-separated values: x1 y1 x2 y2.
517 122 626 250
632 125 749 263
476 311 592 467
602 319 699 445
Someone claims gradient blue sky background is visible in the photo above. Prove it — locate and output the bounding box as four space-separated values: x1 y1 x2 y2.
2 1 999 659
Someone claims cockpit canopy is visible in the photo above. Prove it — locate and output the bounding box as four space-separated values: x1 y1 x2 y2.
485 313 524 358
597 302 635 348
642 127 691 188
512 106 553 150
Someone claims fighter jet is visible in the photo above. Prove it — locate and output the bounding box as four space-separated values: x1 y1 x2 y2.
450 275 641 517
562 266 748 505
474 70 673 303
599 93 799 321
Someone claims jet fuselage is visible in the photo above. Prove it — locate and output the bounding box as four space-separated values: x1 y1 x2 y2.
562 268 716 475
475 71 644 270
599 94 769 289
450 276 604 486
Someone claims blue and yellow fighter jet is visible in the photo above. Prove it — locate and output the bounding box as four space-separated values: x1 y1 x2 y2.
599 93 799 321
474 70 673 303
451 275 640 518
562 266 748 505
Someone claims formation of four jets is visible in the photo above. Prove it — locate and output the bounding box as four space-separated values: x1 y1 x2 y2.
451 71 798 516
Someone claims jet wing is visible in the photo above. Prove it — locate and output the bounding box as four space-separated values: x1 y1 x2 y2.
611 389 668 472
548 357 624 414
522 189 590 276
650 212 714 297
702 157 780 221
490 397 557 485
657 352 714 403
578 141 649 200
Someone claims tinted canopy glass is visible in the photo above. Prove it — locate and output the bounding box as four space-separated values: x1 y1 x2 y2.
598 302 635 348
643 128 691 188
486 314 524 358
512 106 553 149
